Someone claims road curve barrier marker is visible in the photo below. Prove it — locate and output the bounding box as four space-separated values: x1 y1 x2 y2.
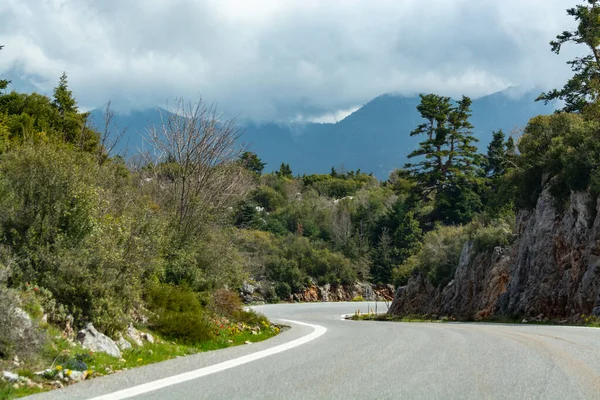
89 319 327 400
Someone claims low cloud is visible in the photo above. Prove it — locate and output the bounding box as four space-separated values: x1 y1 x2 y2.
0 0 577 120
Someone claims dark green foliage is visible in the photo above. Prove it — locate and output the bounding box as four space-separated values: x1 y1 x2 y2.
515 113 600 206
406 94 483 225
240 152 266 176
0 90 100 152
276 163 293 178
371 200 422 284
274 281 292 300
537 0 600 114
53 72 78 116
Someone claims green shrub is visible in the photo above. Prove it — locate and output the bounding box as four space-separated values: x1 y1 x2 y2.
210 289 243 318
145 283 213 344
253 186 285 211
274 282 291 300
469 216 515 252
394 224 468 288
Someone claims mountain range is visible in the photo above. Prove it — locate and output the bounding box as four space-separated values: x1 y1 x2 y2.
89 87 554 180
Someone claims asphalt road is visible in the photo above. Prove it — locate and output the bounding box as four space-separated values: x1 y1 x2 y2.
28 302 600 400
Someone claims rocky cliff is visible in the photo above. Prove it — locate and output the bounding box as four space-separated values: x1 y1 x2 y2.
389 184 600 321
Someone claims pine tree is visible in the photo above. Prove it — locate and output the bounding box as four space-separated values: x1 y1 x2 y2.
406 94 452 195
240 151 266 175
485 130 507 178
276 163 293 178
406 94 482 224
371 200 422 284
52 72 78 116
537 0 600 114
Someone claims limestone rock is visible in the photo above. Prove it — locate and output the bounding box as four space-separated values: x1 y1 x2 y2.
2 371 18 382
126 323 143 347
68 370 85 382
116 333 132 351
141 332 154 344
77 323 121 358
389 183 600 321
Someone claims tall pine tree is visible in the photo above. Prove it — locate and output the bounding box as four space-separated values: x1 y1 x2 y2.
53 72 78 116
537 0 600 114
407 94 481 224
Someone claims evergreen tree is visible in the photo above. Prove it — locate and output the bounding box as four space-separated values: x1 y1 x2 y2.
484 130 508 178
406 94 452 195
52 72 78 116
240 151 266 176
0 46 9 92
537 0 600 114
406 94 482 224
276 163 293 178
482 131 518 216
372 200 422 283
330 166 338 177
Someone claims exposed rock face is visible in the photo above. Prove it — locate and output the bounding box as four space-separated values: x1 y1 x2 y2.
292 282 394 303
390 185 600 320
77 323 121 358
239 281 394 304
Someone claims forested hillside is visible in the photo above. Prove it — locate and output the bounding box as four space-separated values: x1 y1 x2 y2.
88 87 553 180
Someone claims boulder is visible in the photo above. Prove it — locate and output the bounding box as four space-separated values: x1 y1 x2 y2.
68 370 85 382
116 333 132 351
141 332 154 344
126 323 143 346
2 371 19 382
77 323 121 358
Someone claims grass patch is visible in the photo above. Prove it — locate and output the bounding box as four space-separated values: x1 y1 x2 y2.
349 312 600 328
0 321 282 399
348 313 440 322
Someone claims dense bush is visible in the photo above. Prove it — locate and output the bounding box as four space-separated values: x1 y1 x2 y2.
393 225 468 288
515 113 600 206
0 143 165 333
145 283 213 344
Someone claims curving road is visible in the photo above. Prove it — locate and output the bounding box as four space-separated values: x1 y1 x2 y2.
28 302 600 400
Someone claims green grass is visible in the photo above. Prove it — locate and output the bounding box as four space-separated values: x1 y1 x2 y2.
0 323 282 399
349 312 600 328
349 313 439 322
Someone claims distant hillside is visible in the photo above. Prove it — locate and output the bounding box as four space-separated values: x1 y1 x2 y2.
90 88 554 179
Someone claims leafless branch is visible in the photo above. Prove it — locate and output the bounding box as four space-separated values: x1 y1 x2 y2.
143 97 253 238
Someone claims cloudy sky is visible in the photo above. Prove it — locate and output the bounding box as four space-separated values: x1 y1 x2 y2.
0 0 578 121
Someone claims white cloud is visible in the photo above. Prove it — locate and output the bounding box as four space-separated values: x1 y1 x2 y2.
294 106 360 124
0 0 578 120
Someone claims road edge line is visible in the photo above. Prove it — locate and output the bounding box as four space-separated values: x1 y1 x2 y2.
88 319 326 400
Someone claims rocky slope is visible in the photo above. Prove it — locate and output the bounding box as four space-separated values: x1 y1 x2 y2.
241 281 395 304
389 183 600 320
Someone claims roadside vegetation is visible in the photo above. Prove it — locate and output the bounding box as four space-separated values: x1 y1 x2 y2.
3 0 600 395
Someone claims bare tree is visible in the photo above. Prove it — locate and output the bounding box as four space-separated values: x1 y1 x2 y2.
144 97 254 239
98 100 128 164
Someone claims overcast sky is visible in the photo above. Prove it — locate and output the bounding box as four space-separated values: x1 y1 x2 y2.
0 0 578 121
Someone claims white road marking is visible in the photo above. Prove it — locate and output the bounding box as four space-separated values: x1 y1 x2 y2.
89 319 326 400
